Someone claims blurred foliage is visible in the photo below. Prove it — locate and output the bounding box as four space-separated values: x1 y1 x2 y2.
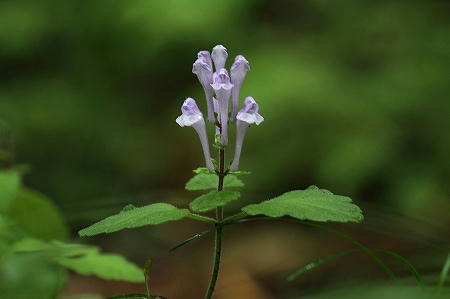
0 0 449 298
0 168 145 298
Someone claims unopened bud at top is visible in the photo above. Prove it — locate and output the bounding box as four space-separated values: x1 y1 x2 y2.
211 45 228 71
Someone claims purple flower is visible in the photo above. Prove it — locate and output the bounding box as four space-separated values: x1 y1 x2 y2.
176 98 214 171
230 55 250 122
192 54 215 123
211 45 228 71
198 51 212 68
230 97 264 171
211 68 233 145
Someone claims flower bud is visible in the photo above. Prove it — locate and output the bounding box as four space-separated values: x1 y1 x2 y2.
230 97 264 171
211 68 233 145
192 55 215 123
176 98 214 171
211 45 228 71
230 55 250 122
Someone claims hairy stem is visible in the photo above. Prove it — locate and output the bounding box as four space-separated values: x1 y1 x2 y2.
205 146 225 299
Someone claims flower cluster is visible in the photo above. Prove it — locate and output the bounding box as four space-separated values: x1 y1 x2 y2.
176 45 263 172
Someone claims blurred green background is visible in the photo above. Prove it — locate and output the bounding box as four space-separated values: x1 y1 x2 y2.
0 0 449 298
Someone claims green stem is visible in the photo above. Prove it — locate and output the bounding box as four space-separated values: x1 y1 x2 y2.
205 224 223 299
205 147 225 299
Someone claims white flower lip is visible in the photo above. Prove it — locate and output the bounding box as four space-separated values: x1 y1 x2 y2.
176 97 204 127
236 96 264 125
236 112 264 125
176 113 203 127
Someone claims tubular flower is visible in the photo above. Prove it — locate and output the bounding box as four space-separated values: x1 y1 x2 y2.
230 97 264 171
176 98 214 171
198 50 212 67
230 55 250 122
211 45 228 71
211 68 233 145
192 55 215 123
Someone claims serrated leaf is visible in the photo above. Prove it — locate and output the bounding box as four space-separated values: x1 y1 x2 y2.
190 191 241 213
242 185 363 223
79 203 189 237
185 174 244 191
7 188 69 240
0 170 20 211
121 204 136 212
56 253 144 282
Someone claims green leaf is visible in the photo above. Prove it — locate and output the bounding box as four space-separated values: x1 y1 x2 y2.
190 191 240 213
242 185 363 223
0 252 66 299
7 188 69 240
12 238 98 257
185 173 244 191
0 215 22 254
79 203 190 237
193 167 212 174
56 253 144 283
0 170 20 211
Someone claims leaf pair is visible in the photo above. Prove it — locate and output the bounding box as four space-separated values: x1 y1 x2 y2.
79 186 363 239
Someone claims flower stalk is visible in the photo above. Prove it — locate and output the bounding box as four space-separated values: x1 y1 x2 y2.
205 124 225 299
177 45 263 298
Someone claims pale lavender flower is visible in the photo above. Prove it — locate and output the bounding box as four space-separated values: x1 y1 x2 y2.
230 55 250 122
230 97 264 171
198 51 212 68
192 55 215 123
211 45 228 71
211 68 233 145
176 98 214 171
